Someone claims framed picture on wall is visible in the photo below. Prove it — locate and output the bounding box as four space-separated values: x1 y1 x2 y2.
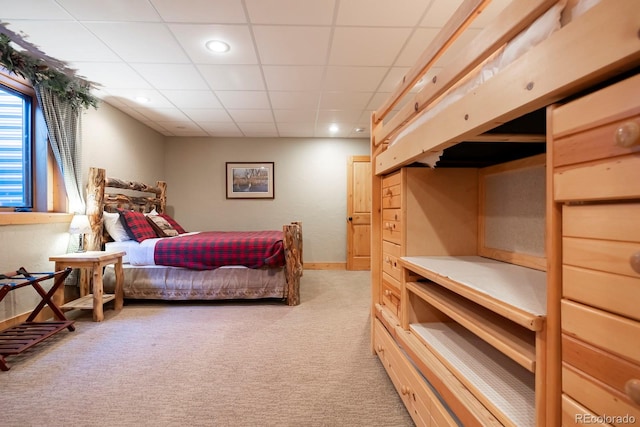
226 162 274 199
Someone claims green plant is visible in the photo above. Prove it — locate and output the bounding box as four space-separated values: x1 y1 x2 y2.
0 33 98 110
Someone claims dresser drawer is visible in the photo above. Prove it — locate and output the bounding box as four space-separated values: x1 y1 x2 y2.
563 237 640 279
554 154 640 202
563 265 640 321
383 240 402 282
553 73 640 141
382 208 402 244
563 334 640 404
382 172 402 209
562 300 640 364
563 203 640 242
382 273 401 318
562 393 613 427
563 365 640 424
554 114 640 168
374 319 458 427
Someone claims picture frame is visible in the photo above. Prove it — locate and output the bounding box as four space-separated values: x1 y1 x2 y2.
226 162 274 199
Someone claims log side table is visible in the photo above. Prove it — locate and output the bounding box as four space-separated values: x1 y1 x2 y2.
49 251 125 322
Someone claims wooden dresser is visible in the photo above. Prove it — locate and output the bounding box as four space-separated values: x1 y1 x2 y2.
551 73 640 425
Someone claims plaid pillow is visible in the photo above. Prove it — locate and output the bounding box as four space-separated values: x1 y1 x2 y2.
159 213 187 234
119 210 158 242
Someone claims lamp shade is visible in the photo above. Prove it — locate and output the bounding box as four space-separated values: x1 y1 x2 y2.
69 214 91 234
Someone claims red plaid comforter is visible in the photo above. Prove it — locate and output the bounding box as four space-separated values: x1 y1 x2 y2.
153 231 285 270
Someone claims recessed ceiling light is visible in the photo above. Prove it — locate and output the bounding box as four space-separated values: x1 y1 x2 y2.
135 96 150 104
355 127 366 133
329 124 339 133
206 40 230 53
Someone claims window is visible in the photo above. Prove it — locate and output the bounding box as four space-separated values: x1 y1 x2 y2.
0 83 32 208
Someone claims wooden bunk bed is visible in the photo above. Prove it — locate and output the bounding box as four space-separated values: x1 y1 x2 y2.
370 0 639 426
85 167 303 306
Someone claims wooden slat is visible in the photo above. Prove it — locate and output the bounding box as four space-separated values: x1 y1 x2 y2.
374 0 556 146
407 281 537 372
375 0 640 175
373 0 490 126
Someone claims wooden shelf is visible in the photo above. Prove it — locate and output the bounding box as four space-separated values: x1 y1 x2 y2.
411 322 536 427
407 281 537 372
62 294 116 310
401 256 546 331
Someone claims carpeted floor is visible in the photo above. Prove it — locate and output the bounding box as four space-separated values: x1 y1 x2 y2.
0 270 414 427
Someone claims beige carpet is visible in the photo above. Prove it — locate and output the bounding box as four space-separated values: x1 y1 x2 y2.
0 270 414 427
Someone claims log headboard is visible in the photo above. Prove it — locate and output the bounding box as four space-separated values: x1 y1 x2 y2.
85 167 167 251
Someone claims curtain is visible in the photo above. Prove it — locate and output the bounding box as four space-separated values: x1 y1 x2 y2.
34 85 85 215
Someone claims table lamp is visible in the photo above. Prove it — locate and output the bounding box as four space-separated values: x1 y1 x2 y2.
69 214 91 252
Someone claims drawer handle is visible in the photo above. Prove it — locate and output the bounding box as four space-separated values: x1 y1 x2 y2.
385 256 391 264
401 385 410 395
625 379 640 405
377 345 384 353
384 290 391 297
631 251 640 274
615 121 640 148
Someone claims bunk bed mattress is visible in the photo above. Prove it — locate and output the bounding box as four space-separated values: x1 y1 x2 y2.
389 0 600 155
102 264 287 300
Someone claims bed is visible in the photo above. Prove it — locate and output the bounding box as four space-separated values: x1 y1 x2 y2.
84 167 303 306
370 0 639 426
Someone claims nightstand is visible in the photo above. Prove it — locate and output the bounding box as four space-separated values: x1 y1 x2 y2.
49 251 125 322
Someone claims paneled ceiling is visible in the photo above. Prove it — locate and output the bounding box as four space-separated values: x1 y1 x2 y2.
0 0 509 138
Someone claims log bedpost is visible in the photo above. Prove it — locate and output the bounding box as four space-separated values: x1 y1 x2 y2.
85 167 105 251
283 222 303 306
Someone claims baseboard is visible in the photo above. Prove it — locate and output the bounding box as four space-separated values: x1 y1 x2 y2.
304 262 346 270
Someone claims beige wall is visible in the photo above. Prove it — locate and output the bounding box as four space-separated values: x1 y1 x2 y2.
164 137 370 264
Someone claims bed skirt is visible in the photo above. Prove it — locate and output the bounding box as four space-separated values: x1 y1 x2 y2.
102 264 287 301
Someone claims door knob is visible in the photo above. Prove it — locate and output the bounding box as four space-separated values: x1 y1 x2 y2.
347 217 353 221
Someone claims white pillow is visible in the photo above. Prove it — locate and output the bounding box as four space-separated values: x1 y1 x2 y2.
103 211 131 242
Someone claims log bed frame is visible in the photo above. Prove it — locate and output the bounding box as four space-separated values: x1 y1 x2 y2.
85 167 303 306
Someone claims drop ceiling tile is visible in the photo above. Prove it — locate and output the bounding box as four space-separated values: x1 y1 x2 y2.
101 88 174 108
0 0 71 20
337 0 428 26
421 0 463 27
199 122 243 137
394 28 440 67
269 91 320 110
245 0 336 25
186 109 234 122
277 123 317 137
273 109 317 123
228 109 274 123
253 26 331 65
70 62 151 89
329 27 411 67
198 65 264 90
133 108 191 122
317 110 362 124
323 66 388 92
156 121 208 137
151 0 246 24
169 24 257 65
262 66 325 91
57 0 161 21
237 122 278 137
161 91 223 109
1 21 119 63
319 92 373 110
215 91 271 109
131 63 209 90
85 22 190 63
